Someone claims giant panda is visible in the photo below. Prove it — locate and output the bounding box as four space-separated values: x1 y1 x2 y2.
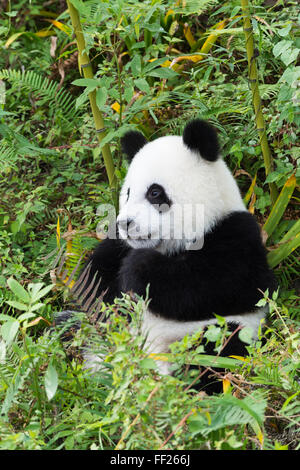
58 119 277 393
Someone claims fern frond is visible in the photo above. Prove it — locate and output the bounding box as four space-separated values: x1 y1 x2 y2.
0 145 18 172
0 69 79 122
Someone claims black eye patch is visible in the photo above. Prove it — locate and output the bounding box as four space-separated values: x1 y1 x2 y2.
126 187 130 201
146 184 172 211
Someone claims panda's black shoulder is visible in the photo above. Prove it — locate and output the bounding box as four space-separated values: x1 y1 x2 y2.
203 210 270 263
208 210 263 243
203 210 277 293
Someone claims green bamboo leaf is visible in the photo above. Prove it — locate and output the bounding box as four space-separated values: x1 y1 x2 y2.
244 173 257 204
150 353 244 370
7 278 30 303
267 219 300 268
5 32 27 48
263 174 296 238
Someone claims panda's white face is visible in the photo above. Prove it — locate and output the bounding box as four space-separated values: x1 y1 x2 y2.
117 133 245 254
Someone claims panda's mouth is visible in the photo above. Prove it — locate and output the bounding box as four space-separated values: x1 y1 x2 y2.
126 234 162 249
128 233 152 240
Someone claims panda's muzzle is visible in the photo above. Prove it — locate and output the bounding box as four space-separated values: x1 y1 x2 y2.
116 217 134 233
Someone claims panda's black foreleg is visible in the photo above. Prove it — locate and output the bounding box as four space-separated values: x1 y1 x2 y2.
77 237 131 307
54 238 131 332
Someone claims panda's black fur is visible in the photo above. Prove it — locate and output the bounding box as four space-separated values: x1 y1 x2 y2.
57 119 277 394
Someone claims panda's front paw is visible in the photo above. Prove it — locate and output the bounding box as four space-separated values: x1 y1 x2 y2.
119 248 159 296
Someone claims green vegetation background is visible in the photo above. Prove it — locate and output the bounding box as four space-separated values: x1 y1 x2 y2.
0 0 299 450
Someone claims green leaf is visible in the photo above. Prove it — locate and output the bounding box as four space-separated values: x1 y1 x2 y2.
7 278 30 303
140 358 157 370
72 78 99 88
6 300 28 311
29 284 53 303
1 320 19 345
154 353 244 370
0 314 17 322
263 174 296 238
277 24 292 37
281 48 300 66
30 303 46 312
96 87 108 109
203 326 221 343
0 340 6 363
148 67 178 79
238 326 254 345
272 40 293 58
267 219 300 268
44 363 58 401
17 312 36 322
130 55 142 78
134 78 150 94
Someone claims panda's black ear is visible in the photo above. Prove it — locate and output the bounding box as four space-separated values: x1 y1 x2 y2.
121 130 147 162
183 119 220 162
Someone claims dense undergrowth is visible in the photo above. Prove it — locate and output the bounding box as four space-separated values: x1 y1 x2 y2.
0 0 299 450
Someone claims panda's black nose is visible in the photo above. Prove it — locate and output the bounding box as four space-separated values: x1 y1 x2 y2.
117 218 134 232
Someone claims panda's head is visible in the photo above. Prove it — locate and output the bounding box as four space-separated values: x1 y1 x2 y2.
117 119 245 254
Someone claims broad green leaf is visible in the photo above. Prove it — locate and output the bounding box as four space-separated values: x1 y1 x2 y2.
30 303 46 312
238 326 254 345
7 278 30 303
28 282 44 299
44 364 58 401
130 55 142 78
0 314 16 322
96 87 108 109
272 40 293 58
148 67 178 79
17 312 36 322
1 320 19 344
0 340 6 363
203 326 221 342
29 284 53 303
72 78 99 88
134 78 151 94
140 358 157 370
6 300 28 311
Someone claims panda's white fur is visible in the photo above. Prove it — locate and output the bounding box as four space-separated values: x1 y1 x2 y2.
139 308 267 375
117 135 245 255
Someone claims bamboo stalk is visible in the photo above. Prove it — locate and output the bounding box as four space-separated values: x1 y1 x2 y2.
241 0 278 205
67 1 118 208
